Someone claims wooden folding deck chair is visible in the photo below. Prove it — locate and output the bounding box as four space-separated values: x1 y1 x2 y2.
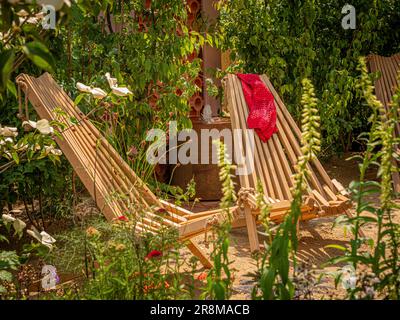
16 72 234 268
224 74 352 251
368 54 400 193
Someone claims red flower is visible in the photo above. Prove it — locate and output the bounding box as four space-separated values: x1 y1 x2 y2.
175 88 183 96
197 272 207 281
146 250 162 259
118 215 129 222
156 208 167 214
128 145 138 161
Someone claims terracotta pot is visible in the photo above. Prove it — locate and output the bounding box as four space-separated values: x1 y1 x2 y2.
187 12 196 27
187 0 200 14
190 92 204 112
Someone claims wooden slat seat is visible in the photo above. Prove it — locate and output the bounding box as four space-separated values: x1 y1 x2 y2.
224 74 352 251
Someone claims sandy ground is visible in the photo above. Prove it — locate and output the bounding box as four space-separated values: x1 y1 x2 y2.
179 152 399 299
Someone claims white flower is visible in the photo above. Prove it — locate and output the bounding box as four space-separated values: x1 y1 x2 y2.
2 214 16 225
45 145 62 156
111 86 132 97
76 82 92 93
341 265 357 290
22 119 54 135
40 231 56 246
13 218 26 234
105 72 118 89
22 120 37 130
35 12 45 19
90 87 108 99
27 227 56 250
105 73 132 97
0 126 18 137
36 119 54 134
27 227 41 242
26 17 39 24
0 137 14 145
16 9 29 17
77 82 108 99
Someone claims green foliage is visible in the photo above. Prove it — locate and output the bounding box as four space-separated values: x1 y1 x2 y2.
0 212 56 298
328 58 400 300
0 250 19 294
47 216 193 300
0 1 75 224
0 1 70 95
53 0 213 183
0 122 70 222
202 142 235 300
217 0 400 154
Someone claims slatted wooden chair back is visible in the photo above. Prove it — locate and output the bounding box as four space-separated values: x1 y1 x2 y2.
16 72 226 267
368 54 400 125
368 53 400 192
368 54 400 192
224 74 351 251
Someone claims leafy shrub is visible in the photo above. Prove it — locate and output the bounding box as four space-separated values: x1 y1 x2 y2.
328 58 400 300
217 0 400 154
53 0 214 184
46 215 199 300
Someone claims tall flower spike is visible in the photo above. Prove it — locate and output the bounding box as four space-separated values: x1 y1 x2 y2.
216 140 237 221
300 78 321 162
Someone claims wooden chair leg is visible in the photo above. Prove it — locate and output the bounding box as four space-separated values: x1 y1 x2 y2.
244 206 260 252
186 239 213 269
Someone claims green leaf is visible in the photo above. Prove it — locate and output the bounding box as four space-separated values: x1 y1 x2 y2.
23 41 55 73
0 270 12 282
74 94 85 106
11 152 19 165
0 49 15 90
325 244 348 252
6 80 17 97
0 284 7 294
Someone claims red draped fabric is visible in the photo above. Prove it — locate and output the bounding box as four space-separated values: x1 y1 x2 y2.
237 74 278 142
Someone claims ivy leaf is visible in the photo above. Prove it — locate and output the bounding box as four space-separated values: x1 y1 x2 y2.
23 41 55 73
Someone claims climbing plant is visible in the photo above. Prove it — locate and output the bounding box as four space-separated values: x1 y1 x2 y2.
54 0 213 184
